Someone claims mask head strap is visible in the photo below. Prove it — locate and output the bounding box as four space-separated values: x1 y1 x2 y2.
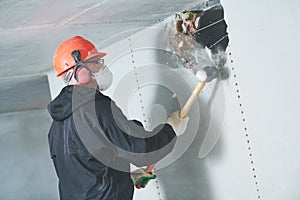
71 50 93 82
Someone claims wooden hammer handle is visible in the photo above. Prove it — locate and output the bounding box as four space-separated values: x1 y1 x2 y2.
179 81 206 118
146 163 156 173
145 81 206 173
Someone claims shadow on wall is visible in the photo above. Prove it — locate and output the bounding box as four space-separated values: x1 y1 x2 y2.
141 44 227 200
154 78 226 200
152 2 228 200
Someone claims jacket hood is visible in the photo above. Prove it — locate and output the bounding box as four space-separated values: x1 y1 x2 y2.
47 85 100 121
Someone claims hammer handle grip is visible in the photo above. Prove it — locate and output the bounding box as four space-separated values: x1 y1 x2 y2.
146 164 156 173
179 81 206 118
145 81 206 173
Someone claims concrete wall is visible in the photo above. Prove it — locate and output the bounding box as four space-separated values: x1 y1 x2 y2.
0 109 59 200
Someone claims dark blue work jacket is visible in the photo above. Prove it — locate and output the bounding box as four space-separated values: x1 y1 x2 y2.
47 85 176 200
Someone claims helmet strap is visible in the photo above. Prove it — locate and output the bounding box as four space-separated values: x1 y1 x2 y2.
71 50 93 82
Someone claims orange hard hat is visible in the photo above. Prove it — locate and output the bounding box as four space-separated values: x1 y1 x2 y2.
53 36 106 77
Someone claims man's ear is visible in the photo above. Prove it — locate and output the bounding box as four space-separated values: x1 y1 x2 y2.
76 67 91 84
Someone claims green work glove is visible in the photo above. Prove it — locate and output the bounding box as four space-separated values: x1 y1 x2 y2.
131 169 156 189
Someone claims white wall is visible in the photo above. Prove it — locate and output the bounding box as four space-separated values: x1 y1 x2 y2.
220 0 300 199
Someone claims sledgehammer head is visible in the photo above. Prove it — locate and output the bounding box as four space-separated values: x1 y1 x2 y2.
195 66 219 82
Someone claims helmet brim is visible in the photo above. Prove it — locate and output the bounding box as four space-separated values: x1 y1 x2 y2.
87 52 107 60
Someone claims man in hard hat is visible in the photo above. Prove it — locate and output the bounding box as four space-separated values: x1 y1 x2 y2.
47 35 189 200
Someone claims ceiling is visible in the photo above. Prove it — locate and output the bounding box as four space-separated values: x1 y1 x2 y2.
0 0 210 113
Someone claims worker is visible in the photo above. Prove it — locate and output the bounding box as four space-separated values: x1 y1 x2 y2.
47 35 189 200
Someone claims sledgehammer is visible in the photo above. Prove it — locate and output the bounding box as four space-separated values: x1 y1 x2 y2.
132 66 219 189
150 66 218 163
179 66 219 118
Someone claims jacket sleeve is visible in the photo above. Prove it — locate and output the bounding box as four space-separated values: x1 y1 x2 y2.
96 98 177 167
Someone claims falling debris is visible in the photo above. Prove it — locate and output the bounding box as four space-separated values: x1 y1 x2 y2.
165 3 229 71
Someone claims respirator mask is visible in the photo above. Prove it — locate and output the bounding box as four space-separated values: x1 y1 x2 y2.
91 62 113 91
71 50 113 91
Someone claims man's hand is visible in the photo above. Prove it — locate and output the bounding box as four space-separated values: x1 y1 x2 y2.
167 111 189 136
131 168 156 189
